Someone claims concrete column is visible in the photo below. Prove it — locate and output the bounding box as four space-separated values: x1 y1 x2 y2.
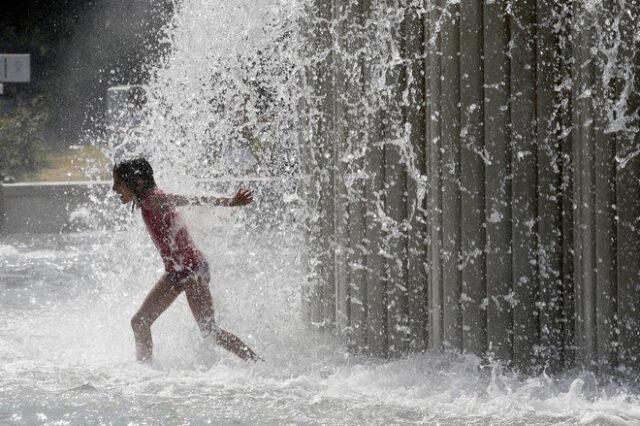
572 6 597 366
510 0 540 371
404 0 428 352
440 0 463 352
420 1 432 354
593 1 618 371
558 4 576 369
459 0 487 356
343 0 369 351
427 0 444 350
300 0 336 329
296 6 313 326
332 0 351 339
483 0 513 362
383 0 409 356
535 0 565 371
364 1 388 357
615 3 640 371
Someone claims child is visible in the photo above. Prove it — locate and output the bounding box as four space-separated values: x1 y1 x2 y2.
112 158 260 363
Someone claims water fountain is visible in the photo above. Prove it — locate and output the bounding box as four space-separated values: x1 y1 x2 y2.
2 0 640 424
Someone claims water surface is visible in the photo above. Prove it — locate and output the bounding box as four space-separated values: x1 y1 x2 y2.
1 232 639 425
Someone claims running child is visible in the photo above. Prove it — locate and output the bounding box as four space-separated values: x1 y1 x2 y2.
112 158 260 363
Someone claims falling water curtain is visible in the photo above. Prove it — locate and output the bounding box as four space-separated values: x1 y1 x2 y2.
299 0 640 373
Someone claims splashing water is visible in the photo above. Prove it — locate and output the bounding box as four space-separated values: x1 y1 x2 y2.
3 233 640 425
3 0 640 424
4 232 640 425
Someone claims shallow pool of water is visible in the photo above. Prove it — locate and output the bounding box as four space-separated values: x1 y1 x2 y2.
1 232 639 425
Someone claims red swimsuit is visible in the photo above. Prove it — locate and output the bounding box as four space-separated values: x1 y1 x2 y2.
140 189 209 285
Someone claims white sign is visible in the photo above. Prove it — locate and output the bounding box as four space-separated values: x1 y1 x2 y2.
0 54 30 82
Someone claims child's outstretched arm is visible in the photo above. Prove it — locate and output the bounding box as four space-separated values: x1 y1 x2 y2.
161 188 254 208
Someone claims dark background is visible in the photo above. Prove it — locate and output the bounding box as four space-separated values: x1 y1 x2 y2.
0 0 174 146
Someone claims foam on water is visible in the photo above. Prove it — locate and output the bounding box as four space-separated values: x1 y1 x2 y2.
0 244 19 256
2 233 640 425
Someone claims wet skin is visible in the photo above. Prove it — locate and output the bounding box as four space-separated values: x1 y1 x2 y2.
112 172 135 204
111 169 260 362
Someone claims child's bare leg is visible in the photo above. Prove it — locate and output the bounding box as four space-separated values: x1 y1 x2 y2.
184 277 260 362
131 275 182 362
212 327 262 361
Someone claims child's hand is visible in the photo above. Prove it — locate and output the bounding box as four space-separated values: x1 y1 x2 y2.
229 188 254 206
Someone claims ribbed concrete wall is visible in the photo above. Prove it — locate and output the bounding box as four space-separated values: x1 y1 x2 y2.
299 0 640 372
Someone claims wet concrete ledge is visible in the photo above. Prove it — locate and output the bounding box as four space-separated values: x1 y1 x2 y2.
0 181 111 234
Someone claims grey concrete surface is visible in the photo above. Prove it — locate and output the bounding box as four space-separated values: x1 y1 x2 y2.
0 182 111 234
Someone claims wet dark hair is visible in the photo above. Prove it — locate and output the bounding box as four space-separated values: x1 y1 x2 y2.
113 158 157 203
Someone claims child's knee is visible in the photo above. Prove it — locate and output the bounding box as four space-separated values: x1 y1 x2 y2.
131 314 150 332
201 323 221 340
